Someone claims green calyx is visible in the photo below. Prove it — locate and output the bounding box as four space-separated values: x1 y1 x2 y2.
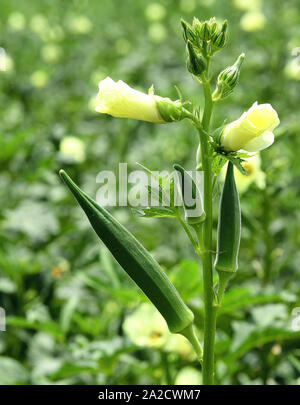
155 97 191 123
59 170 195 334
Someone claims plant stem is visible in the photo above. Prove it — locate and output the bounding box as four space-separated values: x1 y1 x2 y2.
161 351 173 385
198 74 216 385
180 323 203 361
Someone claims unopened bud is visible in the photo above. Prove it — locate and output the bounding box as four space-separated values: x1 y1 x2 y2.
199 21 211 41
209 18 218 37
181 19 196 43
186 40 206 76
211 20 228 51
212 53 245 100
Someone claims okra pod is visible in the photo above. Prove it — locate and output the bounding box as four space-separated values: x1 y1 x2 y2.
59 170 195 334
214 162 241 273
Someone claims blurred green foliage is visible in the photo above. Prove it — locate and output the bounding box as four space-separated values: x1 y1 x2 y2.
0 0 300 385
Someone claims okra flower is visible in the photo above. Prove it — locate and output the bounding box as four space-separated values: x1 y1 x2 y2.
123 303 170 349
220 102 280 152
95 77 186 124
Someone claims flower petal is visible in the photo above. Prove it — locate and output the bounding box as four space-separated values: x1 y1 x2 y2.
243 131 274 152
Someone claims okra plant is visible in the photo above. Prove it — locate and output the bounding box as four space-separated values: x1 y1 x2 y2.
60 17 280 384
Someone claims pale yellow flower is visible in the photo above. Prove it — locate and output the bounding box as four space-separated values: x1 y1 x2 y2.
221 155 266 193
175 367 202 385
95 77 166 123
165 334 196 361
221 102 280 152
123 303 169 349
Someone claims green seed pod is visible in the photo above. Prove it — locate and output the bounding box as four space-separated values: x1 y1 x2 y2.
214 162 241 273
174 164 206 225
186 40 206 76
212 53 245 101
59 170 194 334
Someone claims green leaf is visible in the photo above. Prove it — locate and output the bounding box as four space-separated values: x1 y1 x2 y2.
226 327 300 362
218 287 295 316
226 155 247 175
137 162 176 208
169 260 202 301
132 207 177 218
212 154 226 176
6 316 64 340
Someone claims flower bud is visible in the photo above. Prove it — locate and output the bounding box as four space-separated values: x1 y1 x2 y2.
220 102 280 152
212 53 245 101
186 40 206 76
96 77 167 123
181 19 196 43
211 20 227 51
208 18 218 37
199 21 211 41
193 17 218 42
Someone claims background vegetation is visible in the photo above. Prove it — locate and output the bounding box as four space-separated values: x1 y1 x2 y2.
0 0 300 385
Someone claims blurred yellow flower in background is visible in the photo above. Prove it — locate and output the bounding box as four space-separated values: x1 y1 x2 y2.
123 303 170 349
285 58 300 81
148 23 167 43
41 43 62 63
145 3 166 22
240 10 266 32
67 15 93 35
233 0 261 11
30 70 49 88
179 0 196 12
165 333 196 361
175 366 202 385
59 136 86 163
123 303 196 358
8 12 26 31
